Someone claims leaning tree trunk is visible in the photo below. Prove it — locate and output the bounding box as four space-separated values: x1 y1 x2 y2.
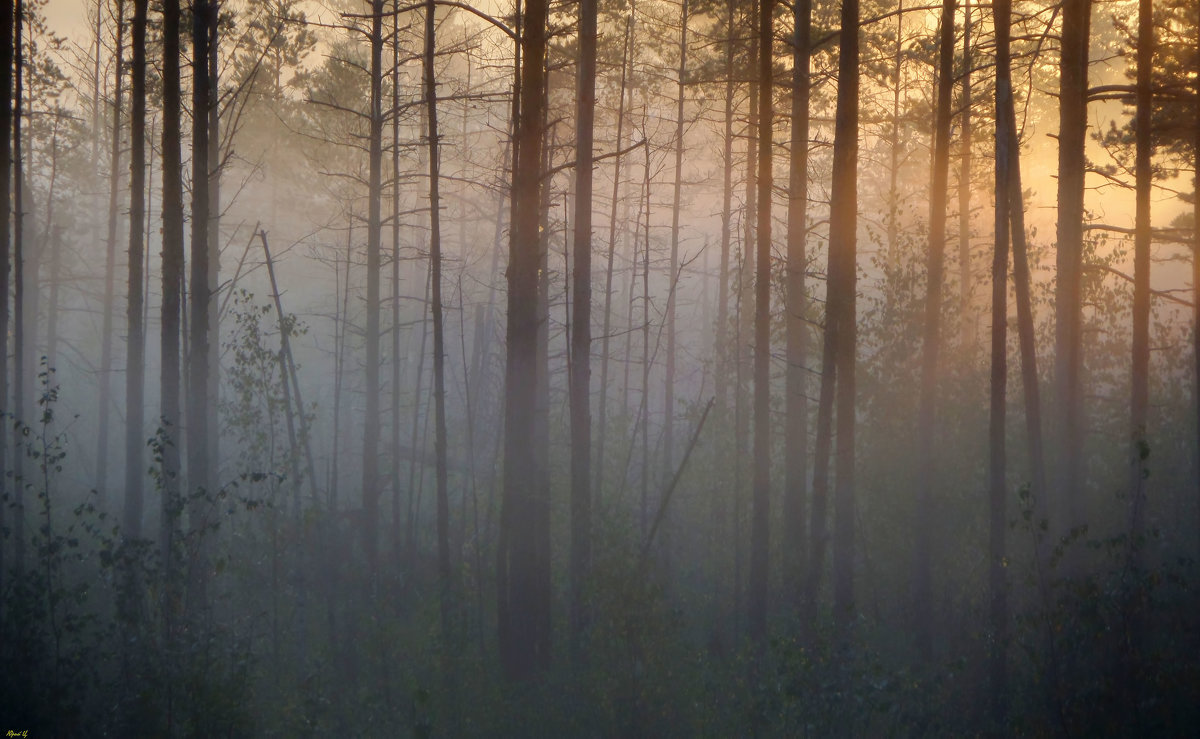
830 0 860 628
748 0 773 643
499 0 550 681
784 0 811 608
569 0 597 663
914 0 956 661
1054 0 1091 537
991 0 1014 717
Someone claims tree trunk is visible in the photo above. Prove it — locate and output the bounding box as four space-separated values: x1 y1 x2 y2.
124 0 148 545
748 0 772 642
958 0 973 352
13 0 25 571
499 0 550 680
784 0 810 608
1054 0 1091 536
96 0 124 507
361 0 385 581
424 0 452 641
665 0 688 493
569 0 597 663
1193 10 1199 555
991 0 1014 716
187 0 215 611
830 0 860 627
914 0 955 660
0 0 12 583
1129 0 1152 552
159 0 185 616
206 3 220 485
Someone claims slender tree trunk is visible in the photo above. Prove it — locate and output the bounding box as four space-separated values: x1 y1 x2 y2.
748 0 772 642
499 0 550 680
124 0 148 545
830 0 860 627
991 0 1014 716
391 0 404 574
666 0 688 487
784 0 810 609
424 0 452 641
13 0 25 571
569 0 597 663
0 0 12 585
1193 13 1199 555
1054 0 1091 536
958 0 973 351
187 0 215 610
716 0 733 417
96 0 124 506
1129 0 1152 578
362 0 386 581
885 1 903 269
914 0 955 661
206 2 220 484
596 4 633 498
160 0 185 620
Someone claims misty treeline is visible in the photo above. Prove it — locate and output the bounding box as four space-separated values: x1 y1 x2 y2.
0 0 1198 733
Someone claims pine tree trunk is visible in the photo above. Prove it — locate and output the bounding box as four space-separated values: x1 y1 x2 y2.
1129 0 1151 550
124 0 148 544
1054 0 1090 536
957 0 973 351
748 0 772 642
159 0 185 611
783 0 810 609
96 0 124 506
12 0 26 571
830 0 860 627
361 0 386 581
187 0 215 611
499 0 550 680
424 0 452 641
991 0 1014 716
569 0 597 663
0 0 12 583
914 0 955 660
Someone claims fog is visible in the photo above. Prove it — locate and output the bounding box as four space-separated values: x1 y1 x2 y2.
2 0 1199 734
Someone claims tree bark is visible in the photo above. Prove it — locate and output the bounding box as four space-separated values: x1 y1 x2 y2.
748 0 772 642
499 0 550 680
991 0 1014 717
424 0 452 641
569 0 597 663
958 0 972 351
13 0 25 571
124 0 148 545
830 0 860 627
914 0 955 661
0 0 12 582
96 0 124 508
1129 0 1152 552
187 0 215 610
1054 0 1091 535
784 0 810 609
361 0 386 581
